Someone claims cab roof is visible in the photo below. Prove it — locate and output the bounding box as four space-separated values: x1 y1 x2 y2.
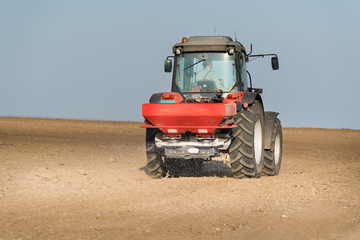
173 36 246 54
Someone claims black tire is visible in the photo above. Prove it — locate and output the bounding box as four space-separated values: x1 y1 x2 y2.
229 100 265 178
263 118 283 176
146 128 166 178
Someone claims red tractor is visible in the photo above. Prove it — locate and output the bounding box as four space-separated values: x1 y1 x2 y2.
142 36 282 178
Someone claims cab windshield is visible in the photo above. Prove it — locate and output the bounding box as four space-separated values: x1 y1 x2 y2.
174 52 236 93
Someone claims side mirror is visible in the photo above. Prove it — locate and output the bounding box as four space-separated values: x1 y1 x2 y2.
271 56 279 70
164 59 172 72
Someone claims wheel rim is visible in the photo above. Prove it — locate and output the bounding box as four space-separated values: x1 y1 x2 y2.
274 133 281 165
254 119 263 165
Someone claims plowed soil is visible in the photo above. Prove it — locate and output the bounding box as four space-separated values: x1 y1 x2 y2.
0 117 359 239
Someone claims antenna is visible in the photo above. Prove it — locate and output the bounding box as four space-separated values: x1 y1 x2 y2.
214 25 216 36
234 31 237 41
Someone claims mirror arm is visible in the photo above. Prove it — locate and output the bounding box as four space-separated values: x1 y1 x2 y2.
245 44 252 62
248 53 279 70
248 53 278 58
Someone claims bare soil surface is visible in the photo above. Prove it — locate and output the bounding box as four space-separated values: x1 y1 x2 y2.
0 117 359 239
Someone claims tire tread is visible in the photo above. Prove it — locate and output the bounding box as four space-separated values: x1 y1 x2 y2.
229 101 264 179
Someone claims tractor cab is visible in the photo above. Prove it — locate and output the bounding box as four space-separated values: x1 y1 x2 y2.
165 36 248 101
164 36 279 102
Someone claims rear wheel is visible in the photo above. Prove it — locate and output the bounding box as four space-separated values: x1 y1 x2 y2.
146 128 166 178
263 118 283 176
229 100 265 178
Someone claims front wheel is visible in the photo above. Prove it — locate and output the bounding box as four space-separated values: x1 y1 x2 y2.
229 100 265 178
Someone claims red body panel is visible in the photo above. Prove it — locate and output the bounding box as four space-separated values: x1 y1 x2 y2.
142 103 237 135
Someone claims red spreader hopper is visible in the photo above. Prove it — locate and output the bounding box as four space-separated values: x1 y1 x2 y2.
142 103 237 136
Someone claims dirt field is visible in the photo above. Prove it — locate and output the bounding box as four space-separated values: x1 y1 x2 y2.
0 117 359 239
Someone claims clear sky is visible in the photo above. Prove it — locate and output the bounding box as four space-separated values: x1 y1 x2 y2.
1 0 359 129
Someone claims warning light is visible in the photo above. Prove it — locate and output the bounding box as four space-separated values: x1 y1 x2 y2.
162 95 174 100
226 94 239 100
182 37 188 43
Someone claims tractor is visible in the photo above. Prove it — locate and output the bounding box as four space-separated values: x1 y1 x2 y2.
142 36 282 178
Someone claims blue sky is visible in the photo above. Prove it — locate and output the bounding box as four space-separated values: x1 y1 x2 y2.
1 0 359 129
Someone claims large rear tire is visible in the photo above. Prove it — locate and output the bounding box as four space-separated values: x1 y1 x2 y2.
146 128 166 178
263 118 283 176
229 100 265 178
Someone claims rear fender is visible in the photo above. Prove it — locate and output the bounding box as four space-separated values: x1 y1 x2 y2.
149 93 164 103
264 111 279 149
149 92 184 103
241 91 263 106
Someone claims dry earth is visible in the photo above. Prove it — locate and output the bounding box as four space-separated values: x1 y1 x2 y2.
0 117 359 240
